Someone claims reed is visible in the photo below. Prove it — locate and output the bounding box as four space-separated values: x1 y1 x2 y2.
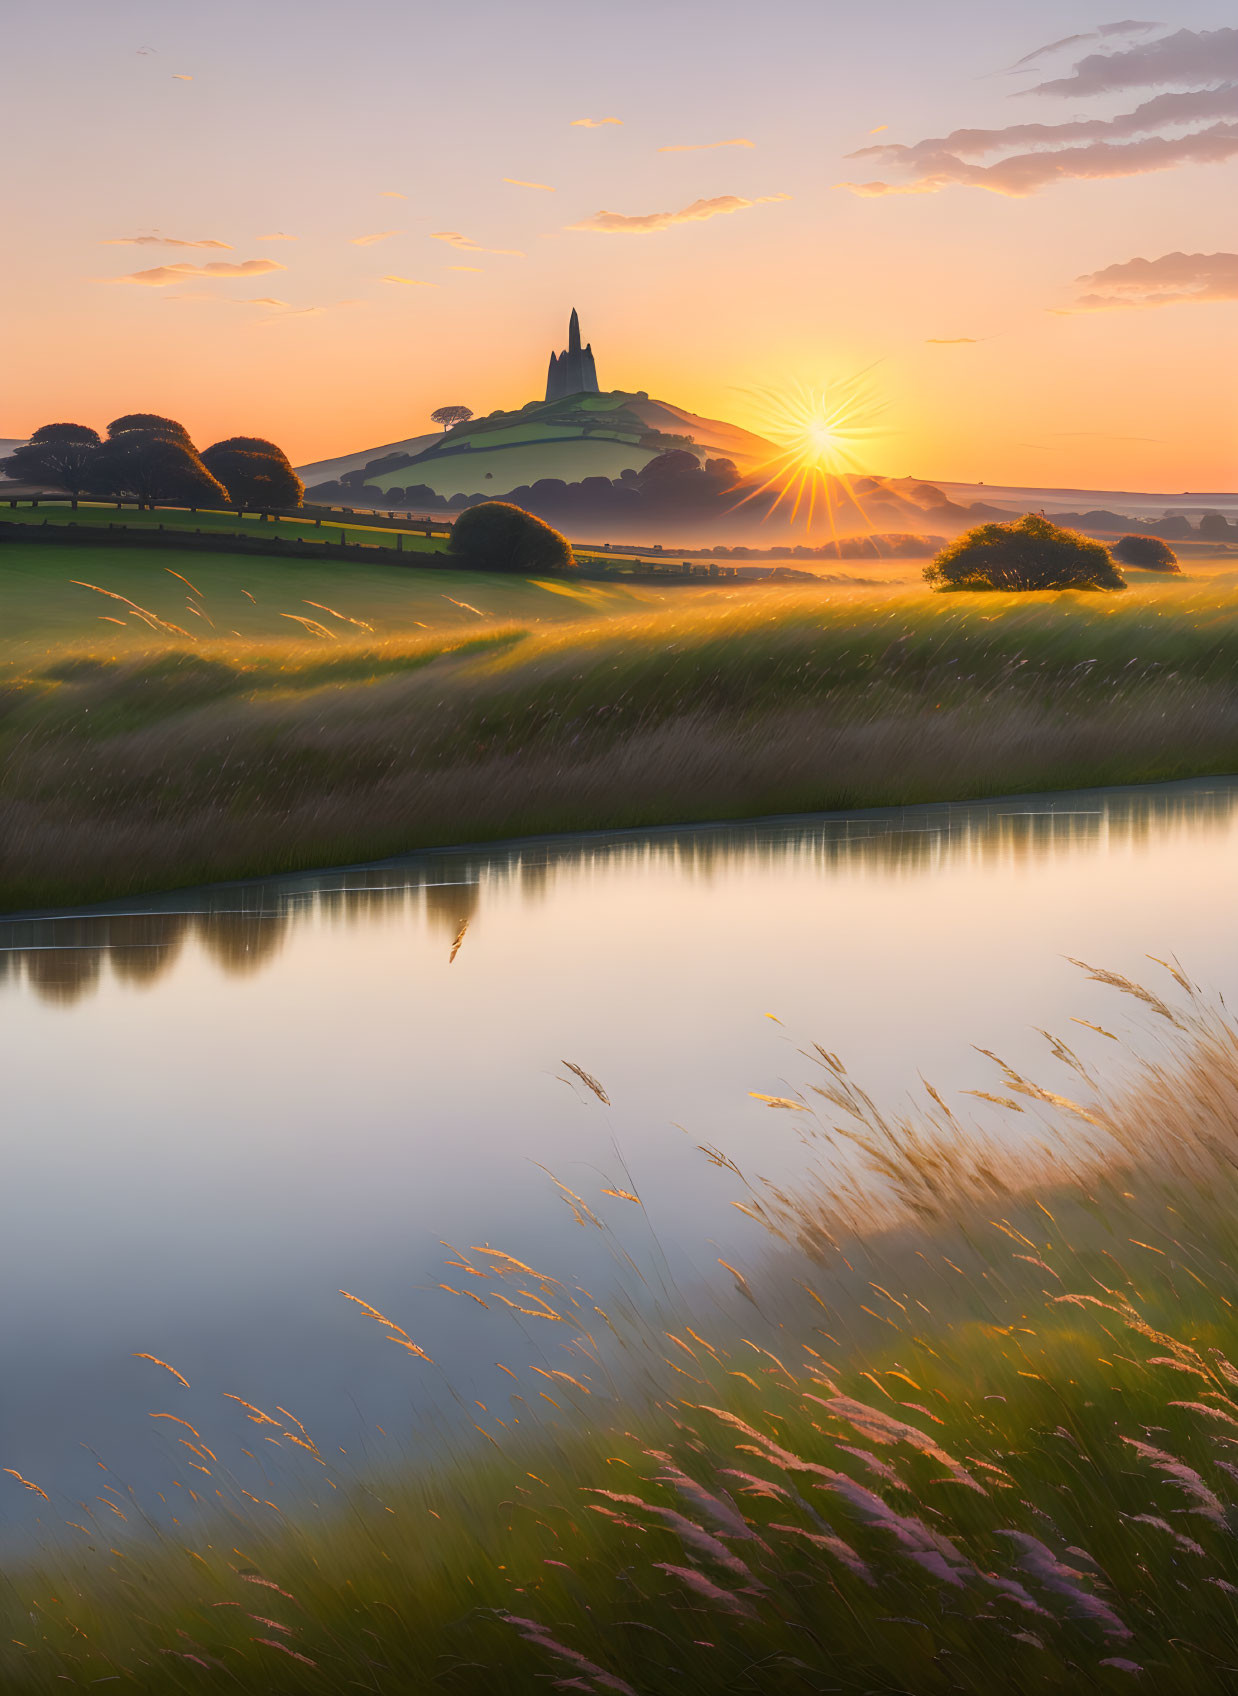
4 580 1238 908
8 969 1238 1691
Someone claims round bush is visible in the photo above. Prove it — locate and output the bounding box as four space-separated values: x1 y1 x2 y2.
925 512 1125 592
447 501 574 574
1113 533 1181 571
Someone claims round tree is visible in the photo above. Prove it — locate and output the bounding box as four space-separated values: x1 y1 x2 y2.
925 512 1125 592
447 501 574 574
106 413 195 448
201 437 304 508
87 436 227 508
3 423 101 495
1198 513 1232 541
1112 533 1180 571
431 405 474 433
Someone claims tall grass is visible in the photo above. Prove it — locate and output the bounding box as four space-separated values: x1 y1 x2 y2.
4 581 1238 907
8 967 1238 1691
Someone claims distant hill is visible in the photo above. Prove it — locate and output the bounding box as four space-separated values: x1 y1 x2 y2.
296 392 776 502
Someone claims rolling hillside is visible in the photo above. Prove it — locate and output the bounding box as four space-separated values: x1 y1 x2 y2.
297 391 777 500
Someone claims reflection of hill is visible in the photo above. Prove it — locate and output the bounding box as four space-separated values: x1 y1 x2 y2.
2 780 1233 1007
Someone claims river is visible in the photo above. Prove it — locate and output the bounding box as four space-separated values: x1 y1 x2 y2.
2 778 1236 1545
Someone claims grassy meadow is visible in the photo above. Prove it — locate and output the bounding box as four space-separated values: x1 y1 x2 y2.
9 966 1238 1692
2 525 1238 907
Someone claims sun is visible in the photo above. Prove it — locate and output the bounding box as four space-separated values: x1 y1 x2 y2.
734 370 889 532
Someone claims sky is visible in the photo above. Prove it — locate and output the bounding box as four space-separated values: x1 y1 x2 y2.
3 0 1236 490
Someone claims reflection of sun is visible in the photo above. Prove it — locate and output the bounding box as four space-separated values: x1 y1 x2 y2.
735 371 889 533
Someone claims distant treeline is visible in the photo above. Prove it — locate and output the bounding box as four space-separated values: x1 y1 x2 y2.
307 449 1238 547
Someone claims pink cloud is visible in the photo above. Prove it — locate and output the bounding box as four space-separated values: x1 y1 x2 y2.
114 258 287 286
104 235 233 249
656 137 754 153
569 192 790 234
1030 26 1238 96
1069 250 1238 309
431 231 524 256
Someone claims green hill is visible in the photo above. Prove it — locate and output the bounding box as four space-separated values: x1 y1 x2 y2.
298 391 776 501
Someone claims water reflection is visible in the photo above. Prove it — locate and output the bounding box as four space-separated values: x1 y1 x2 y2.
3 778 1235 1005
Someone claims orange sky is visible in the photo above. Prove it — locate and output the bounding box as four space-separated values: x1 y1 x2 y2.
3 1 1236 491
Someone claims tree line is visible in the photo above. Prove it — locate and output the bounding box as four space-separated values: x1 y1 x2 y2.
3 415 303 510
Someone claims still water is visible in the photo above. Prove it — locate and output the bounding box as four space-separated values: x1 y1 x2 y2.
2 779 1237 1542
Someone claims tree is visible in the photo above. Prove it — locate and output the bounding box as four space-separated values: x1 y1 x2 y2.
201 436 304 508
431 405 473 433
106 413 195 449
925 512 1125 592
1113 533 1180 571
1199 513 1233 541
447 501 573 574
3 423 101 495
86 435 227 508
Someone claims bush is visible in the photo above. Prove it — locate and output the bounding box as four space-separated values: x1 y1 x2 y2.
926 512 1125 592
1113 533 1180 571
447 501 574 574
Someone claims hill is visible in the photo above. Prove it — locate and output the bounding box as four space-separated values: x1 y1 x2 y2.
297 391 776 503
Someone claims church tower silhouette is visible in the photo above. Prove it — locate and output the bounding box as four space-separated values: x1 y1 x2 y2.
544 308 600 401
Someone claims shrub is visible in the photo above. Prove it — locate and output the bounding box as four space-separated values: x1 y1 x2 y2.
1113 533 1180 571
447 501 574 574
926 512 1125 592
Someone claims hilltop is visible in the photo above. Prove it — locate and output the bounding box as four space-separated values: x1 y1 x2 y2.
297 390 776 502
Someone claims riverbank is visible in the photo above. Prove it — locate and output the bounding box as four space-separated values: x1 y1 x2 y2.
4 573 1238 908
7 968 1238 1692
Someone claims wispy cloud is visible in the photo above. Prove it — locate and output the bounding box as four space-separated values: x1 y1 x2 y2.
172 73 192 81
351 230 400 246
1029 25 1237 96
383 275 434 285
503 177 556 191
656 137 754 153
571 117 622 128
257 306 327 324
842 66 1238 195
569 192 790 235
1068 250 1238 310
926 336 980 344
447 265 483 272
114 258 287 286
381 191 407 199
104 235 233 249
259 232 297 241
245 297 289 307
431 231 524 256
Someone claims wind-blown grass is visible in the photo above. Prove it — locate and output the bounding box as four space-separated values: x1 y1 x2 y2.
3 578 1238 907
8 967 1238 1691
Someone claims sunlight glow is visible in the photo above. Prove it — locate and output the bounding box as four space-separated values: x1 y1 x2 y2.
736 371 890 534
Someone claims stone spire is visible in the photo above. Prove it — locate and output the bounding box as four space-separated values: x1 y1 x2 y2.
545 308 601 401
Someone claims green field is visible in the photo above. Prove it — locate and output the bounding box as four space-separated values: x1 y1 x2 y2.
9 969 1238 1692
3 549 1238 907
0 537 656 659
369 435 659 495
